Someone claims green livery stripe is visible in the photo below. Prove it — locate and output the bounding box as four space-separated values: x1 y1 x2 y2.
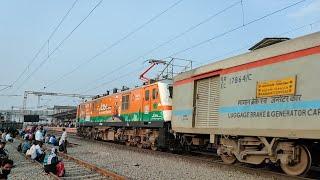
78 111 164 123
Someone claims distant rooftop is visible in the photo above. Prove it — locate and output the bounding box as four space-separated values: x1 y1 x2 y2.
53 105 76 110
249 37 290 51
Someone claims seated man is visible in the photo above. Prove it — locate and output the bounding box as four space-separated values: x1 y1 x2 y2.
5 133 13 143
27 141 45 162
35 142 45 162
0 141 8 160
0 158 13 179
43 148 59 174
22 137 31 154
49 135 58 146
1 131 6 141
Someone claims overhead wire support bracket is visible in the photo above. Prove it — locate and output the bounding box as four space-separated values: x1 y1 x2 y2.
22 90 94 114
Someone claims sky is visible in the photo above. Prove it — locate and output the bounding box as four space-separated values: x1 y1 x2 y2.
0 0 320 110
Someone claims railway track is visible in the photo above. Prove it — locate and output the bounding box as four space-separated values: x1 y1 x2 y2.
48 129 320 180
50 146 125 180
16 137 125 180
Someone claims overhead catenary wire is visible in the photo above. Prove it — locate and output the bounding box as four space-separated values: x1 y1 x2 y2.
70 0 306 95
43 0 185 89
54 66 144 106
80 0 312 97
277 19 320 36
240 0 245 26
81 65 145 93
44 0 311 106
50 1 240 93
54 17 320 106
194 17 320 67
0 85 12 92
10 0 79 88
13 0 104 93
165 0 308 58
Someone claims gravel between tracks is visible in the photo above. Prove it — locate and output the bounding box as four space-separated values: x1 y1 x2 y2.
65 137 274 180
6 140 54 180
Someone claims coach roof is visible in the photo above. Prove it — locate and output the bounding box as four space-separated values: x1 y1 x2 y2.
174 31 320 82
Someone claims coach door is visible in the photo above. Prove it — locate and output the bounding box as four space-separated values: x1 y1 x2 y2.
194 76 220 128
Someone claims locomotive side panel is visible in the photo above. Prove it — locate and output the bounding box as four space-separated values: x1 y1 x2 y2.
76 82 172 150
77 83 171 125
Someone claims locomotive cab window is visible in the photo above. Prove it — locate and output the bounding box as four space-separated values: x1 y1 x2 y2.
168 86 173 98
152 88 158 99
145 90 150 101
121 95 130 110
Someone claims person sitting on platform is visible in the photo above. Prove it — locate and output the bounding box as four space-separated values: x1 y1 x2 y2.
43 148 59 174
21 137 31 154
0 158 13 180
0 141 8 160
5 133 13 143
27 141 45 162
44 134 50 144
49 135 58 146
1 131 6 141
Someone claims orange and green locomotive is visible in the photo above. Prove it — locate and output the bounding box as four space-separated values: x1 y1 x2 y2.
76 81 172 150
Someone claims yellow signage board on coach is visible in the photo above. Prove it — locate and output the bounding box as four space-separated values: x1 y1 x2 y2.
256 77 296 98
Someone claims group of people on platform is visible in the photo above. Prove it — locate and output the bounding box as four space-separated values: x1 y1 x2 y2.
18 126 67 177
0 126 69 179
0 129 16 179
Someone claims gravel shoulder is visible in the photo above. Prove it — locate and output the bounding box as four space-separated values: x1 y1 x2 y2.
65 137 274 180
5 140 54 180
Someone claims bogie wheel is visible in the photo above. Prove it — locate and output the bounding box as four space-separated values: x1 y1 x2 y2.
137 143 143 149
280 145 311 176
151 144 158 151
220 154 237 164
125 141 131 146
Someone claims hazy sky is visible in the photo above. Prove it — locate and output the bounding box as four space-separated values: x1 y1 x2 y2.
0 0 319 110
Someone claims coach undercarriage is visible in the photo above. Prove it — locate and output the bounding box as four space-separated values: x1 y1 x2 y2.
217 136 314 176
171 133 316 176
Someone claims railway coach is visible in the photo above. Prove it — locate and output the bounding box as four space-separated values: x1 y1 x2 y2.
171 32 320 176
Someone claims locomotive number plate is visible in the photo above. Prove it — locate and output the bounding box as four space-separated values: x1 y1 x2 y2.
256 77 296 98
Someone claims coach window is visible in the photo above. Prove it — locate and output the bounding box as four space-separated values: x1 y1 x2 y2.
145 90 150 101
121 95 130 110
152 88 158 99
